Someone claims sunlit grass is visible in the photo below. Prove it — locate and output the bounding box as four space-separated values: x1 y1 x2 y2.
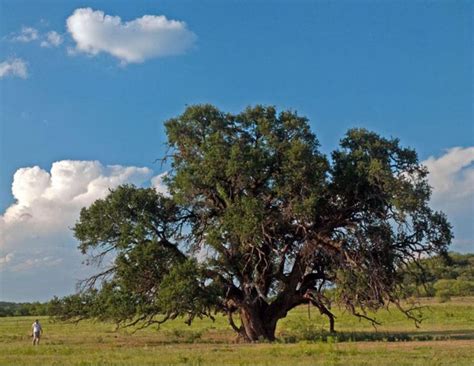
1 297 473 365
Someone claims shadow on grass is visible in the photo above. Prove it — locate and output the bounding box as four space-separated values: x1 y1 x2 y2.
277 329 474 344
120 328 474 345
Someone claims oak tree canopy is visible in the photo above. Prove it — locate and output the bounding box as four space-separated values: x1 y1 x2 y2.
55 105 452 341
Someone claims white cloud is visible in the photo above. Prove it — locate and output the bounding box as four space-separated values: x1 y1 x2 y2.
423 147 474 251
0 58 28 79
151 172 169 196
66 8 197 64
11 26 38 42
423 147 474 210
0 160 168 301
9 26 63 48
40 31 63 47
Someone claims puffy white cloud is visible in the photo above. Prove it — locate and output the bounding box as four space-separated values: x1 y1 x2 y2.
40 31 63 47
423 147 474 251
423 147 474 212
11 26 38 42
66 8 197 64
0 58 28 79
0 160 168 301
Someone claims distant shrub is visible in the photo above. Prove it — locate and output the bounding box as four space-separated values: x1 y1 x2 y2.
434 279 474 298
164 329 203 343
437 292 451 303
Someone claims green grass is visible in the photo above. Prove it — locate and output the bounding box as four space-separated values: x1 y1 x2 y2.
1 297 473 365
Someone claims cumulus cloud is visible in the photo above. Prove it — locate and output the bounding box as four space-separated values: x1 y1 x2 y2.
40 31 63 47
423 147 474 211
11 26 39 42
423 147 474 251
66 8 197 64
0 58 28 79
0 160 167 301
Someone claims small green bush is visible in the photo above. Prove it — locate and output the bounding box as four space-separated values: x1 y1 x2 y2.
434 279 474 298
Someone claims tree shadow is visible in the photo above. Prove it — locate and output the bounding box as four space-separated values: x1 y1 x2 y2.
278 329 474 343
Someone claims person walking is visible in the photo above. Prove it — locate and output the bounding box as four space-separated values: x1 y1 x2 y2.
31 319 43 345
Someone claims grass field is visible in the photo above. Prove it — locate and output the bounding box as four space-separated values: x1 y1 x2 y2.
1 297 473 365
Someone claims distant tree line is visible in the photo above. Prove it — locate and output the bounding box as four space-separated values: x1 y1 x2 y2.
401 252 474 300
0 301 51 317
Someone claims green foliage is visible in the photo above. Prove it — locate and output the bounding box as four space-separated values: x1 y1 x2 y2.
156 259 221 324
401 253 474 299
434 279 474 298
53 185 220 327
74 185 181 255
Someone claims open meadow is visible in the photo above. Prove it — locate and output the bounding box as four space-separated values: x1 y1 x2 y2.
1 297 473 366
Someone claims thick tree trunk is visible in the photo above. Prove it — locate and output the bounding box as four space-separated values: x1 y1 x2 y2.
239 306 277 342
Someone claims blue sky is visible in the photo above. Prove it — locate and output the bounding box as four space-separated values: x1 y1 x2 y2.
0 0 472 301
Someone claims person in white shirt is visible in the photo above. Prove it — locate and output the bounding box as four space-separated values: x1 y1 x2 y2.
31 319 43 345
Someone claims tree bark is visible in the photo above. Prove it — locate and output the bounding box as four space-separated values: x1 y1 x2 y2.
239 306 277 342
236 298 335 341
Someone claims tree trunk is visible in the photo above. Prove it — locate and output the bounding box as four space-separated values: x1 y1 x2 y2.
239 306 277 342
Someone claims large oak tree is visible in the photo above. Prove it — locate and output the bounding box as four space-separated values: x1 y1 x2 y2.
55 105 452 341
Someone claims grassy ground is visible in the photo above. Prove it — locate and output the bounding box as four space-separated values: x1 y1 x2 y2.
1 297 473 365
